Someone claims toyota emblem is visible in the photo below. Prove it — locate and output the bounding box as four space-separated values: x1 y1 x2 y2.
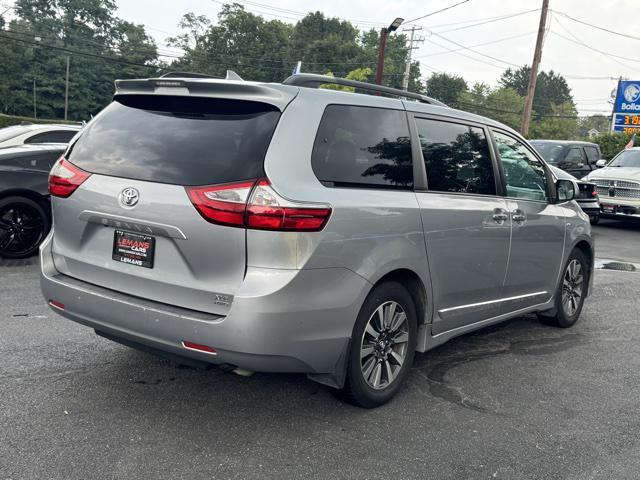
119 187 140 208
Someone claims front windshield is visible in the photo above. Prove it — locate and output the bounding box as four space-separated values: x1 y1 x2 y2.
531 142 564 164
0 125 27 143
609 149 640 168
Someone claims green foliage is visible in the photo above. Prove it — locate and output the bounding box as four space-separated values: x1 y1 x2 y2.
529 102 579 140
168 6 422 91
0 113 77 129
591 132 636 160
321 68 372 92
426 72 467 108
500 66 573 116
578 115 610 138
459 84 524 130
0 0 160 121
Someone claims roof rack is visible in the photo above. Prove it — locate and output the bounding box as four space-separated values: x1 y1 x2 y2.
282 73 447 107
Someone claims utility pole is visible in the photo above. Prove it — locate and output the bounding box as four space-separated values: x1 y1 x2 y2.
401 26 424 91
32 78 37 119
64 55 70 120
520 0 549 137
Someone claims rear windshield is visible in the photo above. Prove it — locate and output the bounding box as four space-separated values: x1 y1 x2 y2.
67 95 281 185
530 142 565 164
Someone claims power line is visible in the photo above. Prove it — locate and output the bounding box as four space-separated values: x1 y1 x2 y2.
431 9 539 33
414 31 534 59
422 37 508 69
552 10 640 42
549 29 640 66
428 30 520 67
551 15 639 72
0 32 165 70
405 0 471 25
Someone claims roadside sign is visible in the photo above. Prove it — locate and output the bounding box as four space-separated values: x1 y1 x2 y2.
612 81 640 133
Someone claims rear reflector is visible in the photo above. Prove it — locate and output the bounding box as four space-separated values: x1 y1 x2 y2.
182 341 217 355
49 156 91 198
49 300 65 310
186 178 331 232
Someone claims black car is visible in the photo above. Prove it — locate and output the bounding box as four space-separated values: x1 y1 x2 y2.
0 144 66 258
531 140 604 179
550 165 601 224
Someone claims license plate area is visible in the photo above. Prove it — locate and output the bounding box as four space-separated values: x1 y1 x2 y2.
112 230 155 268
602 205 616 214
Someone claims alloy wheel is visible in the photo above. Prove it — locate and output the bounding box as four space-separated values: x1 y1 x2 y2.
562 259 584 316
360 301 410 390
0 203 45 257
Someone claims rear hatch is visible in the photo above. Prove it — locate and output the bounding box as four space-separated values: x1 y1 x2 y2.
50 92 283 315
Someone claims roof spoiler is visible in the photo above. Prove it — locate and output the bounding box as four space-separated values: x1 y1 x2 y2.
282 73 447 107
114 73 294 111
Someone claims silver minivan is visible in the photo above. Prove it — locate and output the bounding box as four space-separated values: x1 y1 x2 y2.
41 74 593 407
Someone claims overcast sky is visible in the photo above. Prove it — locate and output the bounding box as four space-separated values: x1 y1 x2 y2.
115 0 638 116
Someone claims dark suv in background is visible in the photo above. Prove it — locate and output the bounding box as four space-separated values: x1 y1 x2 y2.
531 140 603 179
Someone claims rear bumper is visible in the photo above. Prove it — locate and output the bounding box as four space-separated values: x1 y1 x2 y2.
576 199 600 216
40 234 370 385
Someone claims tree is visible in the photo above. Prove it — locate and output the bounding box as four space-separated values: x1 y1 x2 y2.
168 4 293 82
459 84 524 130
425 72 467 108
579 115 610 138
0 0 159 120
321 67 372 91
591 131 636 159
499 66 573 116
529 102 579 139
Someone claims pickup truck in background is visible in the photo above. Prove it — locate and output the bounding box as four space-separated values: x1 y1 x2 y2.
531 140 605 179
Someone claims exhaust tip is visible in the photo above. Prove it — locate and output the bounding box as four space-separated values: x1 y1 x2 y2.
232 368 254 377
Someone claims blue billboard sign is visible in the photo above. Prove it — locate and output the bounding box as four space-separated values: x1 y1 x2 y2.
612 81 640 133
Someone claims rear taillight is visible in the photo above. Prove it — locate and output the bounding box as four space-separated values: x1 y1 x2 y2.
186 179 331 232
592 190 598 197
49 156 91 198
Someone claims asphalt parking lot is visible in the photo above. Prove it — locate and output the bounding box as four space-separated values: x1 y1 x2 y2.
1 218 640 480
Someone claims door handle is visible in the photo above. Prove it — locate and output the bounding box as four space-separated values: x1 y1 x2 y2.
512 209 527 224
492 208 509 224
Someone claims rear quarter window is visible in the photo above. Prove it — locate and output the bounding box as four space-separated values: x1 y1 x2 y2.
311 105 413 189
67 96 281 186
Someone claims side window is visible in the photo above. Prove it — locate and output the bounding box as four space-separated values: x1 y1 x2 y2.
311 105 413 189
415 118 496 195
25 130 76 144
584 146 600 163
565 147 586 165
493 131 548 202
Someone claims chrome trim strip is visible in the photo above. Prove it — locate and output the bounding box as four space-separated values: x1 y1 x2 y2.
438 291 548 318
78 210 187 240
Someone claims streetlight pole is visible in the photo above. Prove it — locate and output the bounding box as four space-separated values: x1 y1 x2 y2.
374 28 388 85
374 17 404 86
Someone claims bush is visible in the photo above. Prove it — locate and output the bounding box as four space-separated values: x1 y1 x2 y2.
0 113 77 130
591 132 636 160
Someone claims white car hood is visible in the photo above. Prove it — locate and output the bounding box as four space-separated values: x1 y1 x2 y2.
586 167 640 182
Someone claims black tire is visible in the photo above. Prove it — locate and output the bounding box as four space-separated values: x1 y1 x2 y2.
0 196 50 259
339 281 417 408
538 248 589 328
589 214 600 225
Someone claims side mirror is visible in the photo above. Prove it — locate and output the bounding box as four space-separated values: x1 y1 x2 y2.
596 159 607 168
557 179 576 202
